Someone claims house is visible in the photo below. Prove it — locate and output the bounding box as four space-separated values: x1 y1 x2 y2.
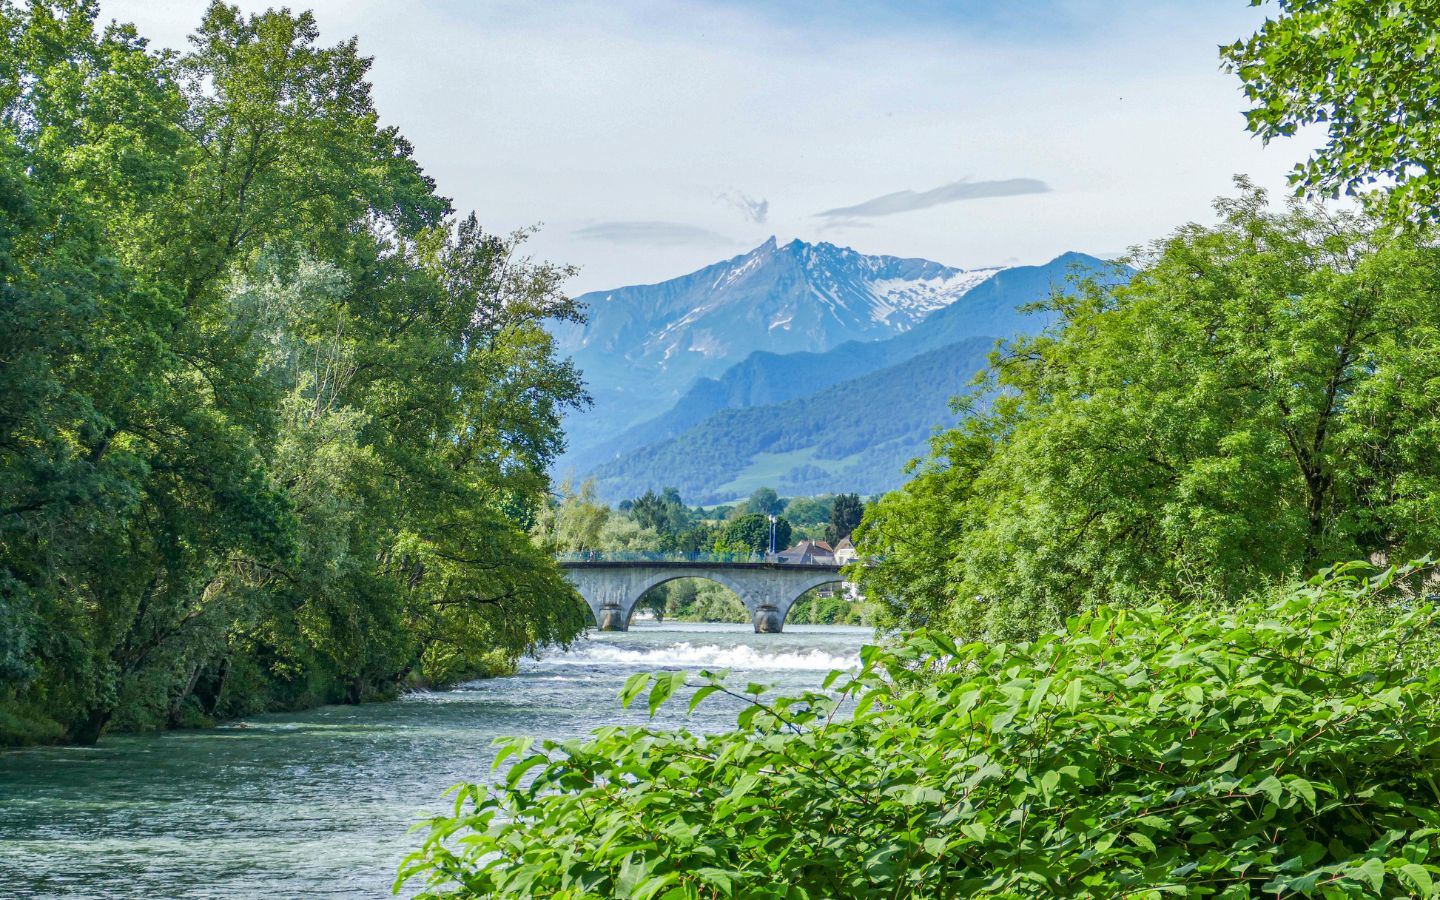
773 539 836 565
834 536 857 564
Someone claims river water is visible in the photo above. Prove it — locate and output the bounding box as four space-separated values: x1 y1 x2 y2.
0 622 870 899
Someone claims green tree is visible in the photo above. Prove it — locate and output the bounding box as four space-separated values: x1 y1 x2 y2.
782 494 834 527
594 516 663 553
532 480 610 553
0 0 295 743
858 183 1440 640
825 492 864 544
1224 0 1440 223
644 578 747 623
743 486 785 517
626 487 690 536
0 1 588 744
665 522 719 554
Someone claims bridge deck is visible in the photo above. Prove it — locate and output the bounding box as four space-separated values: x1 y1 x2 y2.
558 559 842 572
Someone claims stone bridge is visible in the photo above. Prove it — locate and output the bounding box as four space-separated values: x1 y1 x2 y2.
559 560 848 632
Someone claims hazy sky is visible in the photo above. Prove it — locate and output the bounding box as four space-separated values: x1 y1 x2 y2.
98 0 1309 294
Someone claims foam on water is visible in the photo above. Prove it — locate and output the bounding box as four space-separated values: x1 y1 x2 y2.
531 641 855 672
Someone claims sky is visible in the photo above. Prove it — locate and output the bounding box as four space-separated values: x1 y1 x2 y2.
97 0 1309 294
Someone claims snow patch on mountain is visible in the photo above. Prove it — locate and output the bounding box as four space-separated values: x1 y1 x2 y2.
866 267 1004 327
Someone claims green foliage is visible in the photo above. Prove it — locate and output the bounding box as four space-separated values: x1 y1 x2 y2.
785 587 865 625
742 487 786 517
716 514 791 555
533 480 612 553
780 495 834 527
0 2 587 744
662 522 721 555
399 561 1440 898
652 579 748 623
857 183 1440 640
593 516 664 554
1224 0 1440 224
825 492 864 545
628 488 694 537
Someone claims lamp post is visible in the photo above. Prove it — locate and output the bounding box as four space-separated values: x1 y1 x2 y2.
767 514 777 557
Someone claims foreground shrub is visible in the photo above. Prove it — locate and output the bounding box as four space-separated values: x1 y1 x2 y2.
399 562 1440 898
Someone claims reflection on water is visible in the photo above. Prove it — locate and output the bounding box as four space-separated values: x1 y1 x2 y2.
0 623 870 899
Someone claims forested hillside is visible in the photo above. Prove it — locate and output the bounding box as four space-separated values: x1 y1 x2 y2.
0 2 587 745
589 337 998 501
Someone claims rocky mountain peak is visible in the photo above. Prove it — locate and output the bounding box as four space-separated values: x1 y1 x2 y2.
551 238 1010 447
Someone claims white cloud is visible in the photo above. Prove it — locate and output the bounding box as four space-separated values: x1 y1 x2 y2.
98 0 1311 294
817 178 1051 218
718 190 770 225
573 221 737 246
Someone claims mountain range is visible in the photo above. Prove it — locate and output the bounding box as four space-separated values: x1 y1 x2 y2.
553 238 1003 446
552 239 1120 503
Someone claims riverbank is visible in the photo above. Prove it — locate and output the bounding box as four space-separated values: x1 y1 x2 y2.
0 649 521 751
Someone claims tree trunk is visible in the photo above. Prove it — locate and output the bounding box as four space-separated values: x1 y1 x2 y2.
67 706 111 746
168 663 204 727
204 657 231 717
344 674 365 705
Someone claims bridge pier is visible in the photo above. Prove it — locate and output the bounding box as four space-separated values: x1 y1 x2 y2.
752 604 784 633
597 604 628 631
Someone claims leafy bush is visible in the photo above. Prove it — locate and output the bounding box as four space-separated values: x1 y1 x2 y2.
659 580 749 624
0 702 64 747
399 562 1440 898
787 590 865 625
856 189 1440 643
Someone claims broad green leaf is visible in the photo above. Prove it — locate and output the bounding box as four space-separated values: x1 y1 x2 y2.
689 684 721 713
620 673 652 709
648 671 687 718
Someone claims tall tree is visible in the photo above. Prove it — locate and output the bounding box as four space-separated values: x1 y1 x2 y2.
857 183 1440 639
744 487 786 517
718 514 791 555
825 493 864 544
783 495 835 527
532 480 611 553
628 488 690 535
0 1 588 744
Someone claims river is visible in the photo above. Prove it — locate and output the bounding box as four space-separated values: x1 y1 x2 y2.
0 622 870 899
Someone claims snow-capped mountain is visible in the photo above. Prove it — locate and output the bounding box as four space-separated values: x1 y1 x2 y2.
552 237 1006 449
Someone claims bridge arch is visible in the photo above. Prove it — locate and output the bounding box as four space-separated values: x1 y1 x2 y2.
625 572 753 626
766 574 848 631
559 561 850 633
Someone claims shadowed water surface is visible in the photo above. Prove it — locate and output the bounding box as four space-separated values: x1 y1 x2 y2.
0 623 869 898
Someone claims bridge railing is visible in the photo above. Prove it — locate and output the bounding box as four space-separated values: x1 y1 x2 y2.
557 551 768 564
544 547 846 561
